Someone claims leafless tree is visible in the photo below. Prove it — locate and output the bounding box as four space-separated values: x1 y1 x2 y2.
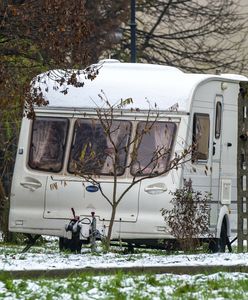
69 96 193 251
85 0 128 63
116 0 248 73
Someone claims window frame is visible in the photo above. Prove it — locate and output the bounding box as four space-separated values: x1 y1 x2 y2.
130 120 177 176
192 113 210 162
68 118 132 176
28 116 69 173
215 101 222 139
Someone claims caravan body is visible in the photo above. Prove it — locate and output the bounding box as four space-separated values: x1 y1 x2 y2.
8 61 247 247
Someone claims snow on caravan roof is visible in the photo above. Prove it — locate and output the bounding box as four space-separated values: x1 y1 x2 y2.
35 61 247 112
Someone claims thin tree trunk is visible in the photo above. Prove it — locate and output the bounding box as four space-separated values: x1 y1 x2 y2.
0 178 9 241
106 203 117 251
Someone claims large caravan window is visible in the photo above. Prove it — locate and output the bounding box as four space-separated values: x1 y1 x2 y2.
192 114 210 161
131 121 177 176
29 117 68 172
69 119 131 175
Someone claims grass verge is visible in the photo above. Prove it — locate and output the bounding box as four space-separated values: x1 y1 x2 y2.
0 272 248 299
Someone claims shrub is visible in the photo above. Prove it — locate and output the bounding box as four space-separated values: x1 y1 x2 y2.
161 178 211 251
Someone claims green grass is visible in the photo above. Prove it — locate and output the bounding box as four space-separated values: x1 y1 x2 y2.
0 272 248 299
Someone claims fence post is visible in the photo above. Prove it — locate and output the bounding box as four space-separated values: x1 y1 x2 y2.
237 82 248 252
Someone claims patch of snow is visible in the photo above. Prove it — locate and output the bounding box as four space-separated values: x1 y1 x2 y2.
1 248 248 271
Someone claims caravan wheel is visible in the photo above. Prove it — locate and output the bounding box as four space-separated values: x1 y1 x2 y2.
208 238 219 253
219 221 228 252
208 220 228 253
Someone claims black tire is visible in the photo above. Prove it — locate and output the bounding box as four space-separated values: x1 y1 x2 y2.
219 221 228 252
59 236 83 253
208 220 229 253
208 238 219 253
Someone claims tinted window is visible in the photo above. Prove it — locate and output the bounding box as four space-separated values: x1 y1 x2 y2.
29 117 68 172
69 119 131 175
192 113 210 161
131 121 177 176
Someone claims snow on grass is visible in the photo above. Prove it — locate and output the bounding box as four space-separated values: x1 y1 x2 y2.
0 272 248 299
1 239 248 299
0 240 248 271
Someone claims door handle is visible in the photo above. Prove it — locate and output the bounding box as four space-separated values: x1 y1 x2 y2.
144 183 167 195
212 141 216 156
20 181 42 191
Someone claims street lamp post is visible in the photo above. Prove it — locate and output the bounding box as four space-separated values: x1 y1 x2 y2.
130 0 136 63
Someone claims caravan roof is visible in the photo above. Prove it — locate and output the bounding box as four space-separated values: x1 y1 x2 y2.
35 61 248 112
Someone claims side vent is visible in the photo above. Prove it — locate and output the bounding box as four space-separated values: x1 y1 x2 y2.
221 179 231 205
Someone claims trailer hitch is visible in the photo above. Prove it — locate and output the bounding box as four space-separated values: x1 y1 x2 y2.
65 208 81 234
63 208 100 252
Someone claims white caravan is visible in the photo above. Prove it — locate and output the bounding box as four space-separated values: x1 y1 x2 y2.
8 60 247 251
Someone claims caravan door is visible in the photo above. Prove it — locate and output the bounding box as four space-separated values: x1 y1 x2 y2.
211 96 223 203
209 96 223 226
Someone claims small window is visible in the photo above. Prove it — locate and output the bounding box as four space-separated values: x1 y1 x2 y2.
215 101 222 139
69 119 131 175
29 117 68 172
131 121 177 176
192 114 210 161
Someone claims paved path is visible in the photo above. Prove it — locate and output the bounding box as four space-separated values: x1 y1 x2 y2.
3 265 248 279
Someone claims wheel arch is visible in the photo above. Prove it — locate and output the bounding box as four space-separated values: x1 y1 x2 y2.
216 205 231 238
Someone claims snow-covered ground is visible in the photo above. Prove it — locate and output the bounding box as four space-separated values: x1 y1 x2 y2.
1 239 248 299
0 239 248 271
